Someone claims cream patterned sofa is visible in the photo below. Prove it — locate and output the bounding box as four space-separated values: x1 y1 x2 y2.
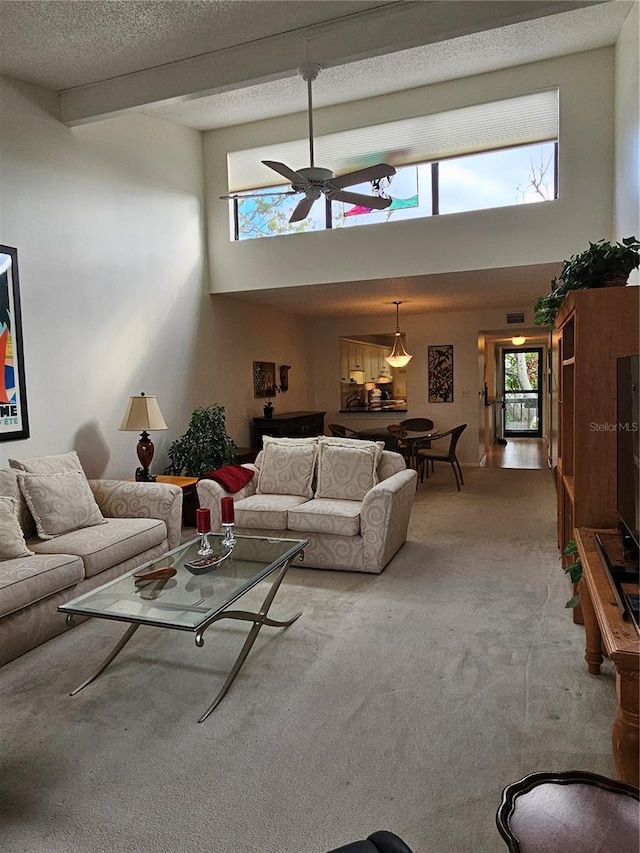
196 436 417 573
0 452 183 666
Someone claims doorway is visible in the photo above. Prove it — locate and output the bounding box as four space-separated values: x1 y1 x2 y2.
502 347 543 438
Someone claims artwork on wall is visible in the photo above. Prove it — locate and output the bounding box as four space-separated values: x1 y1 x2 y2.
253 361 276 398
428 344 454 403
0 245 29 441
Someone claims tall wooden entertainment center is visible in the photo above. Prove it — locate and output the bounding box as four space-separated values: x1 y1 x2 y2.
552 286 639 785
552 286 639 553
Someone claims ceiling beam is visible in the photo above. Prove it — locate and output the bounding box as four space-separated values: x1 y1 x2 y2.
60 1 604 125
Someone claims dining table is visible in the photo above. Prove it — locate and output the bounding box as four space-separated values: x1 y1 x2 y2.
355 424 436 471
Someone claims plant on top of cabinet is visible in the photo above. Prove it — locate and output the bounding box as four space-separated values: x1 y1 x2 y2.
534 236 640 327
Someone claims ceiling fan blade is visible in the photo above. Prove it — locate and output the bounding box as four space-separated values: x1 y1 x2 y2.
262 160 311 187
289 192 320 223
328 190 392 210
329 163 396 190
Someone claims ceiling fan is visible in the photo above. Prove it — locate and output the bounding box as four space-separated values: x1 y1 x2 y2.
223 63 396 223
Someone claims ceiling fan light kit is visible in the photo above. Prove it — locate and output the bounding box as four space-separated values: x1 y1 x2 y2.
224 63 397 223
385 301 413 368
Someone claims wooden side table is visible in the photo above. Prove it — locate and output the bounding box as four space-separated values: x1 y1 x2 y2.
496 770 639 852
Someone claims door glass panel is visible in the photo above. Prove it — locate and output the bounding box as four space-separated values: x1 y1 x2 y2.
503 349 542 437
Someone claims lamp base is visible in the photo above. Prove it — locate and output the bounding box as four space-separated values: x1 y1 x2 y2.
135 431 156 482
135 467 157 482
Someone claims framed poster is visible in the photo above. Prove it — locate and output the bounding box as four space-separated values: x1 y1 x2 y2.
253 361 276 398
428 344 454 403
0 246 29 441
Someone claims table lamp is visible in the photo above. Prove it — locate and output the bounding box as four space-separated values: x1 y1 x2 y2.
119 392 168 482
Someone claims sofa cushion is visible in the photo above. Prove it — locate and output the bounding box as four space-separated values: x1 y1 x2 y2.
0 496 34 560
256 439 317 498
0 552 84 618
287 498 362 537
9 450 84 475
315 440 382 501
18 470 106 539
234 494 308 530
0 468 36 539
28 517 166 578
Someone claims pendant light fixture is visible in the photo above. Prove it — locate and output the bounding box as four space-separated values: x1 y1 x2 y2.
385 301 413 368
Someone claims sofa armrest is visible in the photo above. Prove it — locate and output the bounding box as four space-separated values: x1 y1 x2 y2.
196 465 258 530
88 480 183 552
360 468 417 571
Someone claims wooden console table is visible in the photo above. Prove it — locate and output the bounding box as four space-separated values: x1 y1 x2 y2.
251 411 325 448
575 528 639 787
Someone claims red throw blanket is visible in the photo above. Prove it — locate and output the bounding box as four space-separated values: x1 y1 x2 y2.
200 464 254 493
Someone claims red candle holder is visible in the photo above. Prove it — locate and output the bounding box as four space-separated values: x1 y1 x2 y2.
196 507 211 533
220 497 234 524
220 497 236 547
196 507 213 556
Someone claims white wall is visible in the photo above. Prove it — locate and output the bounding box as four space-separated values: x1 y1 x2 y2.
614 0 640 280
204 48 615 296
203 295 316 448
0 76 212 477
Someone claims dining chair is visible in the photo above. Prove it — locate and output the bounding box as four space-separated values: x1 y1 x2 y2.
416 423 467 489
328 424 358 438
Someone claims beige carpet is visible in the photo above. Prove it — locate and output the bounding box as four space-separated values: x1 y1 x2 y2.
0 466 619 853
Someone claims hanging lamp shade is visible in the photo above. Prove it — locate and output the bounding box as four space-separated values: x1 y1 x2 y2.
385 301 413 368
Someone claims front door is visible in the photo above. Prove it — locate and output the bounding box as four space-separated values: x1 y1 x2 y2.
502 348 543 438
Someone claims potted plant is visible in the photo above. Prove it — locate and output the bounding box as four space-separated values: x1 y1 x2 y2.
534 236 640 327
263 398 274 418
562 538 582 610
164 404 237 476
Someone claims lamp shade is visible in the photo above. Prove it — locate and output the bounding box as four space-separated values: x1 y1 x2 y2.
384 300 413 368
119 394 168 432
511 336 526 346
385 333 413 368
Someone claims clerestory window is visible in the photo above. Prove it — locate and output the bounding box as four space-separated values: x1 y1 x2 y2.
226 89 559 241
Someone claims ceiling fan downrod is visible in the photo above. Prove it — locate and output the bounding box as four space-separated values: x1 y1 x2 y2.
298 63 321 169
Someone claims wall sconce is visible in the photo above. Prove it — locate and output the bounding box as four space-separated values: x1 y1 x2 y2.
385 301 413 368
511 336 526 346
119 392 168 482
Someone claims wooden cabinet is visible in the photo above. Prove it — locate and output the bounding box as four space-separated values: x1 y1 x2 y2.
251 411 326 448
553 287 639 555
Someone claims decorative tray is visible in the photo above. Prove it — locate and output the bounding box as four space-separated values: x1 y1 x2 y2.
185 549 232 574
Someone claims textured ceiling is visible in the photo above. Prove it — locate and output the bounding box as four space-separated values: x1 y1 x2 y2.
142 1 629 130
0 1 392 91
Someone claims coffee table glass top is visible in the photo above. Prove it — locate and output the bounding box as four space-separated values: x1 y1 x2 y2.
58 534 307 632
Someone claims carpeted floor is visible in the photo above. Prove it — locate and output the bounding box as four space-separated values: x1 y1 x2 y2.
0 466 619 853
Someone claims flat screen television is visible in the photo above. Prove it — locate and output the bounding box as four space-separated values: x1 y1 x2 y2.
617 354 640 558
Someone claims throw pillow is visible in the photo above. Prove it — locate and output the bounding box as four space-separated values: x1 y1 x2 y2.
9 450 84 475
320 436 386 452
0 496 34 560
315 440 382 501
257 441 318 498
17 470 105 539
201 464 254 493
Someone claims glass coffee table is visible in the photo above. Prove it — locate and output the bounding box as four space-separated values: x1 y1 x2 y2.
59 533 307 722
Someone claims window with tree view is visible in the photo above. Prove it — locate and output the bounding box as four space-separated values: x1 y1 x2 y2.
230 141 557 240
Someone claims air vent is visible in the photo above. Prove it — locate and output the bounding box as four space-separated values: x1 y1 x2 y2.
507 312 525 324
